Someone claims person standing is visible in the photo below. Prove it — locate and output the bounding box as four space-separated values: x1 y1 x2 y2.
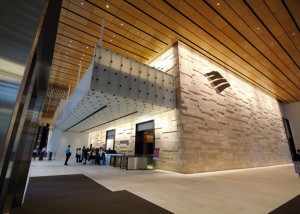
65 145 71 165
75 148 79 162
32 148 38 160
82 146 87 164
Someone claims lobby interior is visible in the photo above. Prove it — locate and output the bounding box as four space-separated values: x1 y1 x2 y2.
1 0 300 213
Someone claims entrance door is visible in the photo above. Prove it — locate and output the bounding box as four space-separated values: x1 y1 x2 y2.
135 121 154 155
106 130 115 151
283 118 297 161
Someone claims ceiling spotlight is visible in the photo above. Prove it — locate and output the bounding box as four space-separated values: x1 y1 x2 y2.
81 2 84 5
106 5 109 8
121 23 123 26
68 44 70 47
217 3 220 6
257 27 260 30
292 32 295 36
86 46 89 49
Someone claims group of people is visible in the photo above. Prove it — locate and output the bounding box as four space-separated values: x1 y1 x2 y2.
65 145 114 166
32 147 47 160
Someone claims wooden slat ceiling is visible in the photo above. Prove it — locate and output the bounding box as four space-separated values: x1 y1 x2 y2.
44 0 300 119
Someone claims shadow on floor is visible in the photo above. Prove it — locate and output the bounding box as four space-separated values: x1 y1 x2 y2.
11 174 173 214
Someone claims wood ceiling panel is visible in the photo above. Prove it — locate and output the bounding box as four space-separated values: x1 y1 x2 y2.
44 0 300 119
91 7 113 23
169 0 298 99
68 1 93 16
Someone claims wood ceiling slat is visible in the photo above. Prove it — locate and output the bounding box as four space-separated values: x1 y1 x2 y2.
157 0 300 100
51 64 79 74
50 68 83 79
216 0 300 95
53 52 90 67
52 60 88 72
285 0 300 19
51 74 78 82
63 12 161 57
246 1 300 68
68 1 93 18
44 0 300 119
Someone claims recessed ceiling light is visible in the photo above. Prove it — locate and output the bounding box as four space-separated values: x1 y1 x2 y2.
68 44 70 47
106 5 109 8
86 46 88 49
81 2 84 6
121 23 123 26
217 3 220 6
292 32 295 36
83 54 85 56
81 57 83 60
290 64 293 67
257 27 260 30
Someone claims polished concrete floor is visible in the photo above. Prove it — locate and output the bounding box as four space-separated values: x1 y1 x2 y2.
28 158 300 214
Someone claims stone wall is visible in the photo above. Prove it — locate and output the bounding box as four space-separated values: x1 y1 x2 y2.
89 45 185 172
178 42 291 173
88 42 291 174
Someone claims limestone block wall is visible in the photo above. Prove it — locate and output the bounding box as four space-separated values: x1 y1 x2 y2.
178 42 291 173
88 42 291 174
88 45 185 172
88 109 183 172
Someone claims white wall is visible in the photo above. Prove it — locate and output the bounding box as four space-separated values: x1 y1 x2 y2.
283 102 300 149
56 131 89 158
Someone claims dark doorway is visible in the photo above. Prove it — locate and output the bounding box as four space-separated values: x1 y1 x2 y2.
106 130 115 151
282 118 297 161
135 121 154 155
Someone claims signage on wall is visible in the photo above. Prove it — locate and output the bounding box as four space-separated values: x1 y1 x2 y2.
153 148 160 160
204 71 230 94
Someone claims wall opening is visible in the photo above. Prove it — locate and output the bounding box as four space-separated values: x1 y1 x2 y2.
135 120 154 156
105 129 115 151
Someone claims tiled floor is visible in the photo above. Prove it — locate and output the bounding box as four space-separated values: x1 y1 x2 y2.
28 159 300 214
